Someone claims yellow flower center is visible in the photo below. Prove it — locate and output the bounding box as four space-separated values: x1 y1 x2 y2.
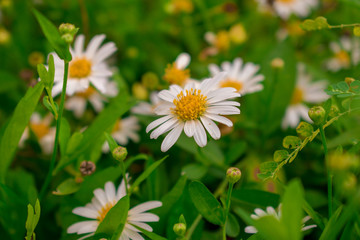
97 201 115 222
335 50 350 65
163 63 190 86
277 0 295 3
291 87 304 105
220 79 243 92
172 89 207 121
112 119 122 133
30 123 50 139
75 87 97 98
69 58 92 79
215 31 230 51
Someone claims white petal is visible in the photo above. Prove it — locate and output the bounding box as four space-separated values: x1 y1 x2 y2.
184 120 196 137
128 213 160 222
193 120 207 147
244 226 258 234
206 106 240 115
205 114 233 127
93 188 108 206
158 89 177 102
146 115 172 133
200 116 220 140
129 201 162 215
104 181 116 202
175 53 191 69
67 221 98 234
72 207 98 219
160 123 184 152
74 34 85 56
85 34 106 58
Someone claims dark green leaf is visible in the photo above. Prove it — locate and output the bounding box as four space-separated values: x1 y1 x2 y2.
226 213 240 237
231 189 280 208
182 163 207 180
52 178 81 195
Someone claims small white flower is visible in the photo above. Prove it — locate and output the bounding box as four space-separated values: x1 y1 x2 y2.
66 81 118 118
244 204 317 234
20 113 56 154
255 0 318 20
102 116 141 152
208 58 264 95
67 179 162 240
163 53 193 86
146 72 241 152
51 34 117 96
131 91 163 116
326 36 360 72
282 63 328 129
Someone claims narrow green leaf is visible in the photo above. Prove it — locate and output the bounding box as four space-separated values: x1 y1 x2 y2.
33 199 40 229
255 216 287 240
52 178 81 195
0 82 44 183
25 204 34 240
33 9 72 61
132 225 167 240
129 156 168 193
226 213 240 237
188 181 225 225
59 118 71 156
47 54 55 87
104 132 118 152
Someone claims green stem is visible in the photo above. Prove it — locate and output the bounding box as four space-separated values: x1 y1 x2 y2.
319 124 332 218
39 60 69 200
185 214 202 240
120 160 129 195
329 23 360 29
223 182 234 240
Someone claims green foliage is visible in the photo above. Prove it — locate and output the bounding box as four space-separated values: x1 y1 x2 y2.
52 178 81 195
301 17 329 31
325 80 360 98
25 199 40 240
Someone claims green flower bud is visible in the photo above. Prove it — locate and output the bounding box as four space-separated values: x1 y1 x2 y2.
61 33 74 44
283 136 302 149
59 23 78 35
296 121 314 138
308 106 326 125
112 146 128 162
273 150 289 163
328 105 339 118
173 223 186 237
226 167 241 183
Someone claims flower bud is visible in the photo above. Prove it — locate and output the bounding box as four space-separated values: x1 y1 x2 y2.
273 150 289 163
328 105 339 118
173 223 186 237
112 146 128 162
80 161 96 176
61 33 74 44
296 121 314 138
308 106 326 125
283 136 302 149
271 58 284 69
226 167 241 183
59 23 77 35
132 83 148 100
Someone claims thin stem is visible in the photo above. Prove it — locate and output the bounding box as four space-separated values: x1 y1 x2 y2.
329 23 360 29
319 124 332 218
39 61 69 200
223 182 234 240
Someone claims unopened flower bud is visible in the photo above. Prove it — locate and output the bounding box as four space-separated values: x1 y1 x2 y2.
328 105 339 118
296 121 314 138
61 33 74 44
132 83 148 100
226 167 241 183
273 150 289 163
59 23 77 35
283 136 302 149
112 146 128 162
271 58 284 69
173 223 186 237
308 106 326 125
80 161 96 176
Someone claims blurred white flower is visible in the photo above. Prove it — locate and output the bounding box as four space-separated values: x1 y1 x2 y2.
326 36 360 72
163 53 192 86
146 72 240 152
245 204 317 234
208 58 264 95
131 91 162 116
67 179 162 240
282 63 328 129
255 0 318 20
20 113 55 154
66 81 118 118
102 116 140 152
51 34 117 96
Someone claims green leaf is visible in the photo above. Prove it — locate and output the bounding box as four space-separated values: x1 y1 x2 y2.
25 199 40 240
37 63 49 85
226 213 240 237
33 9 72 61
65 131 83 155
350 80 360 93
52 178 81 195
104 132 118 152
59 118 71 156
0 82 44 183
129 156 168 193
231 189 280 208
255 216 288 240
188 181 225 225
300 19 317 31
132 225 167 240
182 163 207 180
260 161 278 174
95 196 129 237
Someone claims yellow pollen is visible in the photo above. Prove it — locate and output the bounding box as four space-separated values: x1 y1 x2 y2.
220 79 243 92
277 0 295 3
163 63 190 86
291 87 304 105
215 31 230 51
112 120 122 133
75 87 97 98
335 50 350 65
69 58 92 79
171 89 207 121
30 123 50 139
97 201 115 222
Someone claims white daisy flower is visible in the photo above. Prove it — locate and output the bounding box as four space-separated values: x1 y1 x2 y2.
255 0 318 20
326 36 360 72
208 58 264 95
245 204 317 234
66 81 118 118
67 179 162 240
20 113 56 154
146 72 241 152
163 53 192 86
51 34 117 96
131 91 163 116
282 63 328 129
102 116 141 152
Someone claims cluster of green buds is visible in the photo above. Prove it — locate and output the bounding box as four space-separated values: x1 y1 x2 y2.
173 215 187 239
226 167 241 184
58 23 79 44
